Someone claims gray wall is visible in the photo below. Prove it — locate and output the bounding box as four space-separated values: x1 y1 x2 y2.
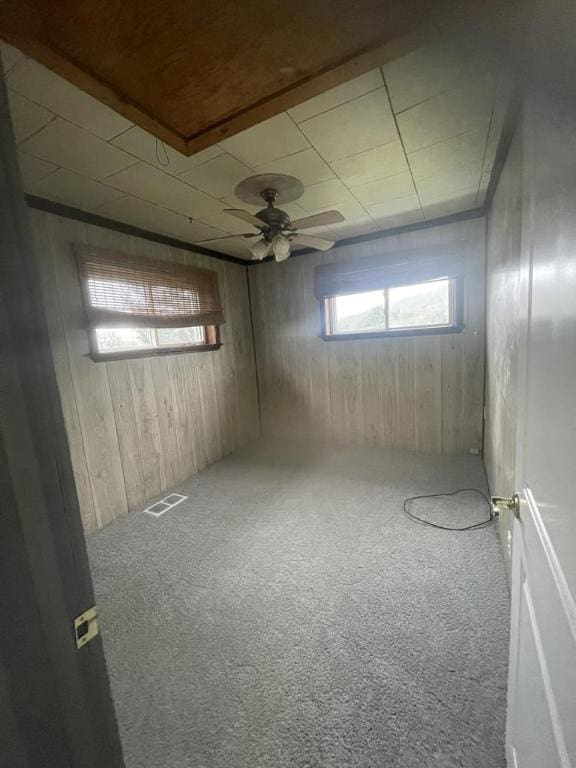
249 217 486 455
31 209 260 532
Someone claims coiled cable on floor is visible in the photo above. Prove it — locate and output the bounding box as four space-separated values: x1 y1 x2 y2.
402 488 495 531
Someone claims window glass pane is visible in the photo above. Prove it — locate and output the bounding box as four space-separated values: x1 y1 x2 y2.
94 325 207 354
156 326 205 346
332 289 386 333
388 279 451 328
95 327 154 352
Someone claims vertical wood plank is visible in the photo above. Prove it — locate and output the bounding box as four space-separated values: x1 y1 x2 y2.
413 336 442 453
32 212 259 530
249 217 486 456
441 333 463 454
328 340 363 444
395 338 416 451
30 211 98 530
104 359 147 511
46 214 128 529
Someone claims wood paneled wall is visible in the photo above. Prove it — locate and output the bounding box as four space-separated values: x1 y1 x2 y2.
484 126 522 564
249 218 486 455
30 209 259 532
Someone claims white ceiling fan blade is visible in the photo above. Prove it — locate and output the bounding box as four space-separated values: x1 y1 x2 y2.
195 232 259 243
223 208 263 228
290 210 345 230
292 234 335 251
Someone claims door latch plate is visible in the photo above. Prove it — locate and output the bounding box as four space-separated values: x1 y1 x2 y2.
74 606 99 649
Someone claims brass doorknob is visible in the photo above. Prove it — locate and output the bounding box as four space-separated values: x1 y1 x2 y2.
491 493 520 519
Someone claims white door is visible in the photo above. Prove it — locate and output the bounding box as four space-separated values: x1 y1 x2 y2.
506 89 576 767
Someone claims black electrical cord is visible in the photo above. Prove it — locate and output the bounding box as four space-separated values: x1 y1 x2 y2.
402 488 495 531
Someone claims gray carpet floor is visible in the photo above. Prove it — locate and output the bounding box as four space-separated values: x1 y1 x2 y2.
88 439 510 768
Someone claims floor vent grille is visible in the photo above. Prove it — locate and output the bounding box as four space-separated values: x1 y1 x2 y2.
143 493 188 518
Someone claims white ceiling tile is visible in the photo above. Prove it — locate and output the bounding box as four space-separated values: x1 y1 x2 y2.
179 153 252 199
294 223 336 239
8 58 132 139
7 90 54 143
417 170 480 206
330 141 407 187
221 193 262 214
298 179 353 211
97 195 224 243
383 43 495 114
220 113 309 167
1 42 25 74
307 197 371 229
104 162 223 219
330 214 377 236
202 238 252 259
111 126 224 175
373 209 424 231
330 220 378 240
273 201 309 220
422 190 478 219
20 118 138 180
255 148 334 187
18 153 57 186
198 210 261 236
183 220 229 243
288 69 383 123
299 89 398 162
408 129 486 181
29 168 125 210
366 194 422 223
352 171 415 206
98 195 184 230
397 78 495 154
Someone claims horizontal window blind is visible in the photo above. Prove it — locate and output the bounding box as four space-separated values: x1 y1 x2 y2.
76 245 224 328
314 244 465 300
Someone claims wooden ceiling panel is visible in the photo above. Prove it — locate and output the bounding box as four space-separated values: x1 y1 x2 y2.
0 0 444 154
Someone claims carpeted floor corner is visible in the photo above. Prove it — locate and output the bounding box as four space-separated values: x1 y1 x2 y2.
88 439 510 768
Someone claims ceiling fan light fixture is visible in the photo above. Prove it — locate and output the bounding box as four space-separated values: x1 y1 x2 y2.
250 238 270 261
271 233 291 262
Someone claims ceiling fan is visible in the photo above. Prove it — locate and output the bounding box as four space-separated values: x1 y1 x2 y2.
194 174 345 262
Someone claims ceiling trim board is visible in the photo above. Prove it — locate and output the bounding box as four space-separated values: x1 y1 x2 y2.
247 206 487 265
0 28 421 156
180 33 421 154
2 33 187 153
25 194 247 266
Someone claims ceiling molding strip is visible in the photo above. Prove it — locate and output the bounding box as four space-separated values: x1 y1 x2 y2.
248 206 488 265
25 195 489 269
24 194 247 266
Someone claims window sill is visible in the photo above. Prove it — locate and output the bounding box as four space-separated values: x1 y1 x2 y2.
320 324 464 342
88 343 222 363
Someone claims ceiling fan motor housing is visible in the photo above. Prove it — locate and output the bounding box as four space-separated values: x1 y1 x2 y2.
256 202 292 240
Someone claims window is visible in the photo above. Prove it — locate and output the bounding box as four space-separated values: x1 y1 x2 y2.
77 244 223 360
314 247 464 340
326 278 455 337
94 325 213 355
